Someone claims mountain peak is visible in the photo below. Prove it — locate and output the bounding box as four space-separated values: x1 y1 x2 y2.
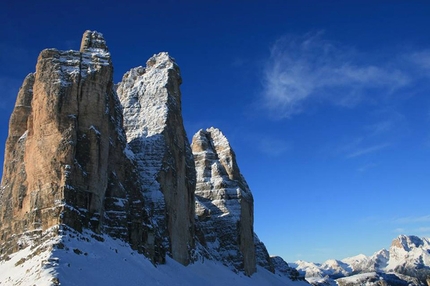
0 30 300 285
146 52 176 67
296 235 430 285
80 30 109 53
117 51 195 266
191 127 256 275
391 235 424 250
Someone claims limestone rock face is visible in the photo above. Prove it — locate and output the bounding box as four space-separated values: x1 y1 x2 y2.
116 53 196 266
192 127 269 276
0 30 288 279
0 31 151 259
0 73 35 250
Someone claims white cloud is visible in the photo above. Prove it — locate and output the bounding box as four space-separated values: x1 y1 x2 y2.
365 109 405 137
408 50 430 71
394 215 430 224
366 120 394 136
261 32 411 118
346 143 390 159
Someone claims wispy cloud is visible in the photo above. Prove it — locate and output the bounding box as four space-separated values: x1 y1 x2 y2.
394 215 430 224
407 50 430 72
391 218 430 237
365 108 406 137
334 107 406 160
346 143 390 159
261 31 412 118
366 120 394 136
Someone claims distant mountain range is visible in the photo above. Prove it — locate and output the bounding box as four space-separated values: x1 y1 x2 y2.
291 235 430 285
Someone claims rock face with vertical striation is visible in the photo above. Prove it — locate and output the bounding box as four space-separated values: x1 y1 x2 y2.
0 30 151 259
116 52 196 266
191 127 273 276
0 73 35 251
0 30 302 285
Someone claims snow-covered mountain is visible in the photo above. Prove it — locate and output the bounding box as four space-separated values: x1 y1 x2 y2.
0 30 304 285
293 235 430 285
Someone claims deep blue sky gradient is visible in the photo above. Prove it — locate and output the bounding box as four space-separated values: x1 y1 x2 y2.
1 1 430 263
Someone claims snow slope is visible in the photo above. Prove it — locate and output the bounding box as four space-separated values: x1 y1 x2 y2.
0 226 308 286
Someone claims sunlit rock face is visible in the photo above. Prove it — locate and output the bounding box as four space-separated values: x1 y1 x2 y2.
0 31 151 260
191 127 260 275
0 29 290 279
116 52 196 266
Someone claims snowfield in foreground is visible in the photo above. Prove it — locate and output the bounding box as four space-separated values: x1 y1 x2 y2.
0 228 307 286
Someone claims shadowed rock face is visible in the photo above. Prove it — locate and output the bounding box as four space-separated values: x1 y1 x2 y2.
116 53 196 266
0 31 152 259
0 30 283 276
192 127 265 276
271 256 303 281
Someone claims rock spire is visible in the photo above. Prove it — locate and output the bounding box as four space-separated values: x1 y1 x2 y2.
191 127 273 276
0 30 151 259
0 30 292 281
116 52 196 265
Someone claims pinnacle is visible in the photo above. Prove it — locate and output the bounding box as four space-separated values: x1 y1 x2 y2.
80 30 109 53
146 52 178 69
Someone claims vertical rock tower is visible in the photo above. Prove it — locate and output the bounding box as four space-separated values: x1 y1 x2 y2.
191 127 259 275
0 31 149 257
116 53 196 265
0 30 294 280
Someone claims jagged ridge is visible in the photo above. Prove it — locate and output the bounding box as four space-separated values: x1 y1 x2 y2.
294 235 430 285
0 30 301 284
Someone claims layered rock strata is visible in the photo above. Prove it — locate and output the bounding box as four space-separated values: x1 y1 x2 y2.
116 53 196 266
191 127 273 276
0 30 291 279
0 31 152 259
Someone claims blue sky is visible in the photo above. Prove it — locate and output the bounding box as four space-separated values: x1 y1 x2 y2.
1 1 430 263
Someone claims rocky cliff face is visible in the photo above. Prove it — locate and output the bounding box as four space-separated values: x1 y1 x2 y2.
0 31 151 260
191 127 273 276
271 256 304 281
387 235 430 282
116 52 195 266
0 30 294 282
